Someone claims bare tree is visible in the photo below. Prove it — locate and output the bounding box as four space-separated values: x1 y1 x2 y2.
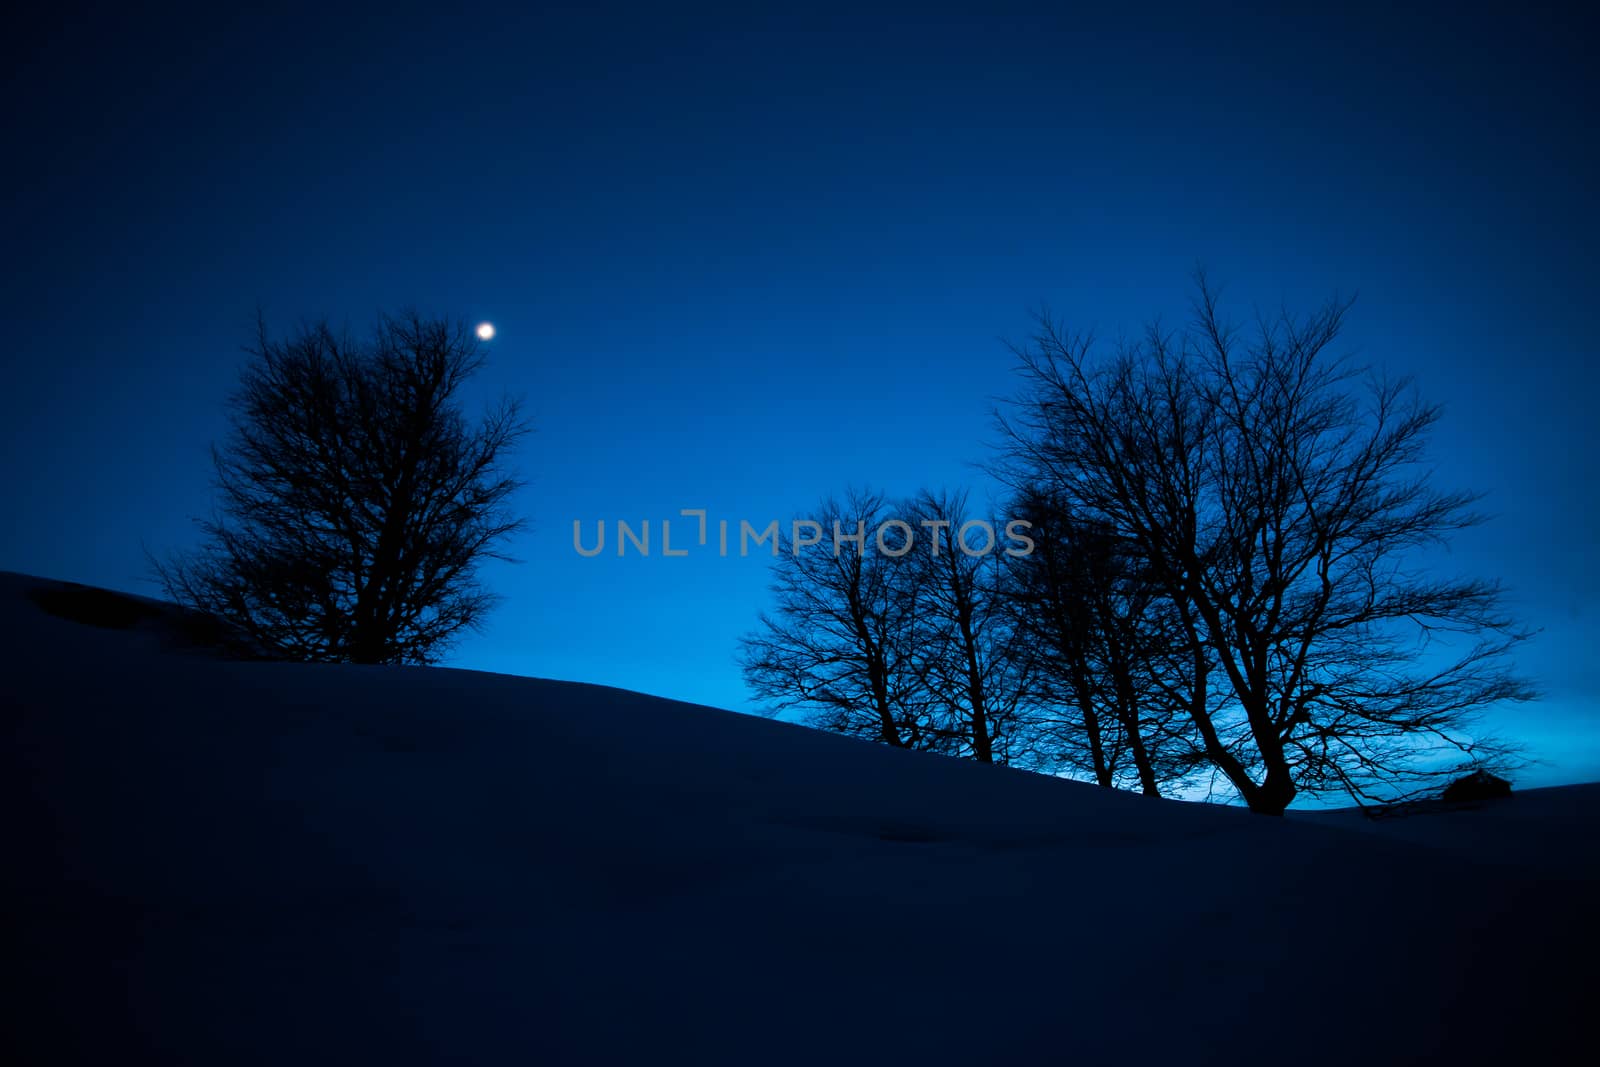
1005 486 1199 795
739 490 942 749
902 489 1032 765
997 275 1535 812
155 311 528 665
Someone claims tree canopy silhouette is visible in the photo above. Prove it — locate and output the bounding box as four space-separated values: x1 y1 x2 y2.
739 490 943 751
1003 486 1202 795
156 311 528 665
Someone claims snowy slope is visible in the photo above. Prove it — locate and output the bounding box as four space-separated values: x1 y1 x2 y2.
5 571 1596 1065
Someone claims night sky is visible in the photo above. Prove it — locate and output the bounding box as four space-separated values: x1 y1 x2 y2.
4 3 1595 786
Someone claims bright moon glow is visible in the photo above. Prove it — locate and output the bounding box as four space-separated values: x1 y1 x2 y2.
476 322 495 341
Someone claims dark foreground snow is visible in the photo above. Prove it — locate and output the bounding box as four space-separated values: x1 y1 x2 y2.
5 571 1596 1065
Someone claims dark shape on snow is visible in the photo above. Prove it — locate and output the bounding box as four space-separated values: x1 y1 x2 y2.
24 577 270 660
27 581 160 629
1442 769 1513 803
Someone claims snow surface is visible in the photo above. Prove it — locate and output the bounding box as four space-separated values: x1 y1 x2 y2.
6 570 1596 1065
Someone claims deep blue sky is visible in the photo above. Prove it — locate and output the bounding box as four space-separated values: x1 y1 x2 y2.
4 3 1596 787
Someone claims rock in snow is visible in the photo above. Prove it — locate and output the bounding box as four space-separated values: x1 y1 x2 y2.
1442 769 1515 804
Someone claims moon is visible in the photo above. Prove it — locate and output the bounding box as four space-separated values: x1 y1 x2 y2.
476 322 496 341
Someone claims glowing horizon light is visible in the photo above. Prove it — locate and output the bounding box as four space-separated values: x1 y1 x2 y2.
476 322 495 341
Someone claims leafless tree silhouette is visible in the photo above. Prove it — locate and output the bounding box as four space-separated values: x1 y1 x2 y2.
1004 486 1201 795
739 489 941 750
996 274 1535 812
154 311 528 665
902 489 1032 764
742 488 1039 763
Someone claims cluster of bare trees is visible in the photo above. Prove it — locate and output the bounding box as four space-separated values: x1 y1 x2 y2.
738 484 1205 792
1006 487 1202 796
741 489 1032 764
744 277 1535 813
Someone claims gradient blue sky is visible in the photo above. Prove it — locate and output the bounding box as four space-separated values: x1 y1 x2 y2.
4 3 1596 787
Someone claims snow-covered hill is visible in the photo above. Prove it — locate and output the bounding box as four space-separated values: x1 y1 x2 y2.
6 571 1595 1065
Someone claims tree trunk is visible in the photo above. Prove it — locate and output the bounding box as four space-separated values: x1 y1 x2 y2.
1072 666 1113 788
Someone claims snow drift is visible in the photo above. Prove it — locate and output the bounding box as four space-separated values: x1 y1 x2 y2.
5 571 1595 1065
